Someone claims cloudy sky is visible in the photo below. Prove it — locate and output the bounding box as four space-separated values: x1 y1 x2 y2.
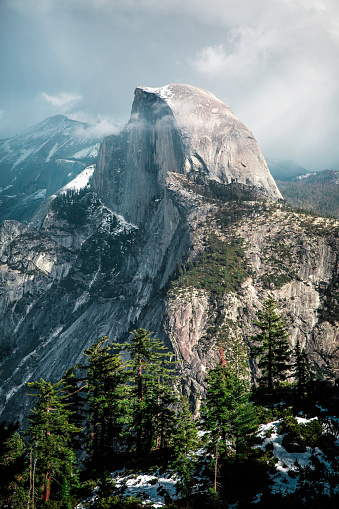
1 0 338 170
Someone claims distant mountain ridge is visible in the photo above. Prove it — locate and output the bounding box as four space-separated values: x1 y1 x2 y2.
266 158 307 181
0 115 102 222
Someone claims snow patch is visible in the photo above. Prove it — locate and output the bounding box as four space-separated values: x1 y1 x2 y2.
256 417 327 495
45 143 59 162
72 143 100 159
61 165 95 193
77 469 178 509
140 85 174 106
12 148 35 169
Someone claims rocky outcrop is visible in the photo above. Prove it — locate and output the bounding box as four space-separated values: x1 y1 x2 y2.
0 85 337 423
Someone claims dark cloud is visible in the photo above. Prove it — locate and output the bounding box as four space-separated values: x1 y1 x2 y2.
1 0 338 170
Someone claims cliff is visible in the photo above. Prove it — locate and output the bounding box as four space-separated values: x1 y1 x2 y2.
0 85 337 423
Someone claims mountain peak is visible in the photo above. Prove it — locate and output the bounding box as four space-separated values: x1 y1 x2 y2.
136 83 232 112
131 83 282 201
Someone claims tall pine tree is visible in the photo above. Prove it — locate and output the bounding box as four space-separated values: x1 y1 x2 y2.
293 340 313 401
82 336 130 467
26 379 80 506
201 362 258 461
123 329 177 455
251 297 291 392
170 396 199 502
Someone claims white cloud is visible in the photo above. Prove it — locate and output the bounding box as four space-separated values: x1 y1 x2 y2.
193 26 277 79
72 114 124 138
42 92 83 110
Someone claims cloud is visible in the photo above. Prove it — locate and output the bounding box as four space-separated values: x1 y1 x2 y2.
41 92 83 110
192 26 277 79
73 114 124 138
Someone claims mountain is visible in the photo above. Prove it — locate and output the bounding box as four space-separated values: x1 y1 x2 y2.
276 169 339 218
265 158 307 181
0 115 101 223
0 84 338 423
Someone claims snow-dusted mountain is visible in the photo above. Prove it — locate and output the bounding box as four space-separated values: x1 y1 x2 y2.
0 115 102 222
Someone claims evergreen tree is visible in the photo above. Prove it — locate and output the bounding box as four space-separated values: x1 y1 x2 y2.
201 363 258 461
251 297 291 391
63 366 87 451
26 379 80 506
0 422 27 509
218 327 250 379
123 329 177 455
293 340 313 401
170 396 199 502
83 336 130 466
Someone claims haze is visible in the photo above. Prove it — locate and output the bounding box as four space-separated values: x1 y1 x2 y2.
1 0 338 171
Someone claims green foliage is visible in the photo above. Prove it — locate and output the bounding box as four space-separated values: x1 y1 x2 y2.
51 188 99 225
277 177 339 219
278 414 322 452
251 298 292 391
0 422 27 509
292 340 314 401
201 363 258 459
171 234 251 296
170 396 199 501
26 379 81 505
176 175 256 203
82 337 130 466
122 329 177 455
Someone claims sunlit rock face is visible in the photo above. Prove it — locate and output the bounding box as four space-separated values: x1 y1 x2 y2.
93 84 281 226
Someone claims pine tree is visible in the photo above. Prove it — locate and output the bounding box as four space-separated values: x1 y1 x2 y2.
293 340 313 401
0 422 27 509
201 363 258 461
251 297 291 392
218 326 250 379
83 336 130 466
63 366 87 451
123 329 177 455
26 379 80 505
170 396 199 502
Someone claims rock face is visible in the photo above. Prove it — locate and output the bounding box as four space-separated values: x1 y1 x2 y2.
0 84 338 423
93 84 281 226
0 115 102 223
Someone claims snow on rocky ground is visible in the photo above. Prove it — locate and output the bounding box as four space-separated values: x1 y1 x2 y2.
77 469 179 508
78 417 338 507
256 416 334 495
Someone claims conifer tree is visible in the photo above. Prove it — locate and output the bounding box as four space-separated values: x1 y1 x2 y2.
218 327 250 379
0 422 27 509
293 340 313 401
63 366 87 451
201 362 258 461
26 379 80 505
170 396 199 502
123 329 177 455
251 297 291 391
83 337 130 466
